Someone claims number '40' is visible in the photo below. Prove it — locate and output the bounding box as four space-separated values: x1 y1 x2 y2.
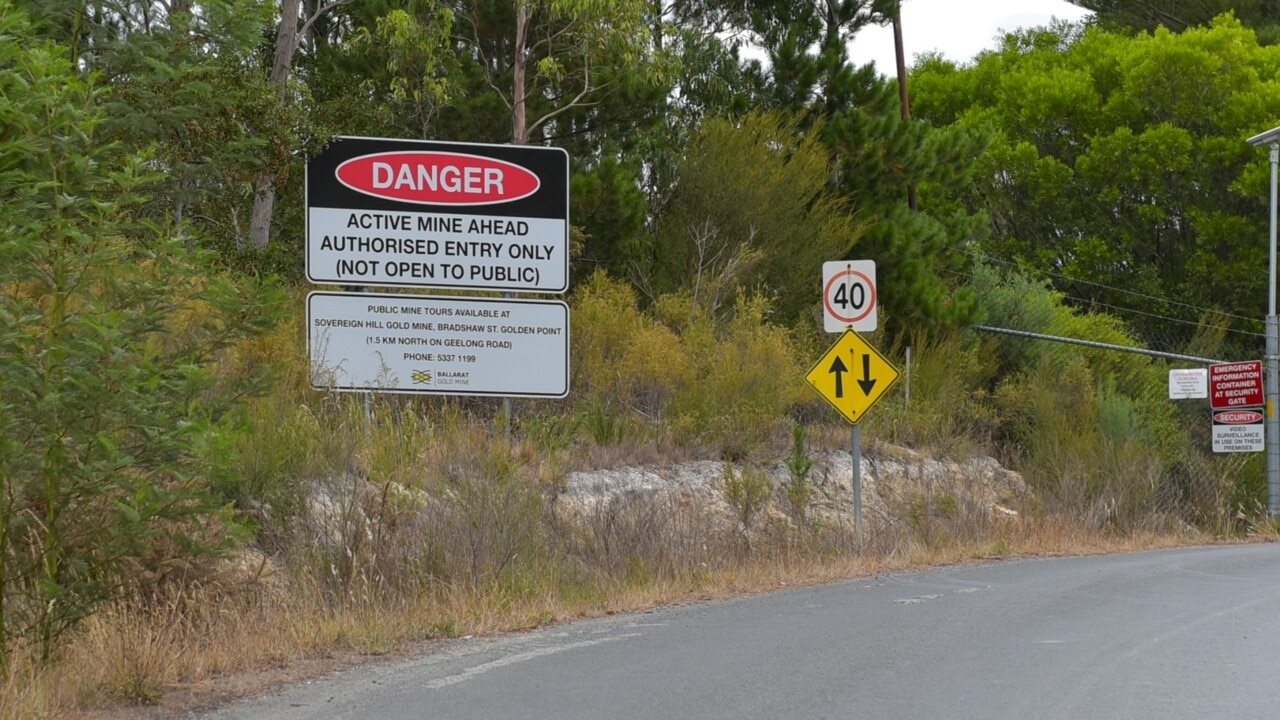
833 282 866 310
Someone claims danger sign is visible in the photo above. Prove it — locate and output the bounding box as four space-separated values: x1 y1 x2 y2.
307 137 569 293
1209 360 1263 410
335 152 540 205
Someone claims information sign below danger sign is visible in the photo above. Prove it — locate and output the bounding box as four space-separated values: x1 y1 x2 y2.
307 292 569 398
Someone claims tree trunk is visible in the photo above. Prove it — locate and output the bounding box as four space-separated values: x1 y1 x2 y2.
892 11 917 212
511 0 528 145
249 0 301 251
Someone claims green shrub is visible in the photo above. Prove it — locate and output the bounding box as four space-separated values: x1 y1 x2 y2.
571 272 806 454
868 329 996 454
517 412 582 453
722 463 772 537
785 426 814 524
581 399 631 445
668 292 807 452
0 9 279 664
570 271 690 418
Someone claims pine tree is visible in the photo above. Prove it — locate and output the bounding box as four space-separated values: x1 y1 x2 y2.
748 0 986 329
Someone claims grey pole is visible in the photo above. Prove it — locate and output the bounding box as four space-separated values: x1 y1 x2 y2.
1268 143 1279 518
1246 128 1280 518
904 346 911 408
852 423 863 540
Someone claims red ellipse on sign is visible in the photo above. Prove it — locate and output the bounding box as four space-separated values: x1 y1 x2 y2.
335 152 541 206
1215 410 1264 424
823 270 876 324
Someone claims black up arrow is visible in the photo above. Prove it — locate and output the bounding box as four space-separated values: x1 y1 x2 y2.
857 354 877 396
828 356 848 398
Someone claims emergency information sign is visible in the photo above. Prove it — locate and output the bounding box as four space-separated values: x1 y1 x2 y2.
308 292 569 398
1209 360 1264 410
307 137 569 293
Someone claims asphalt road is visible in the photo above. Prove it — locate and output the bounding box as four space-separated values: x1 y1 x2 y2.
201 545 1280 719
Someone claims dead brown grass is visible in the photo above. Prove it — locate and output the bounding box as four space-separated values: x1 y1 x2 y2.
11 512 1265 720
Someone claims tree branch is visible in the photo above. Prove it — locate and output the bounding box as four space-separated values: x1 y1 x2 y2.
526 64 609 137
299 0 351 38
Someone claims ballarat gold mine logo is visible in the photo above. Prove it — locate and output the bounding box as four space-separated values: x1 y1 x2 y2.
411 369 433 385
336 152 541 206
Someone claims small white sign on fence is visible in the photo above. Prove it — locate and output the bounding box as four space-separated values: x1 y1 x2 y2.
1168 368 1208 400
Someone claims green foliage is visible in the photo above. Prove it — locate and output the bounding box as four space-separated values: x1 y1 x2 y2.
785 426 814 524
866 330 996 455
822 89 989 330
570 272 807 452
745 0 986 330
570 271 690 419
571 156 648 281
444 0 677 143
965 263 1237 526
517 412 582 454
965 261 1060 376
993 355 1164 525
0 5 280 663
210 400 326 546
643 112 862 324
341 5 456 139
581 399 633 446
913 17 1280 354
1071 2 1280 43
722 463 771 536
662 292 808 454
27 0 308 255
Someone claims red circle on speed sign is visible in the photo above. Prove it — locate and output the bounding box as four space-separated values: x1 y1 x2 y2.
824 269 876 325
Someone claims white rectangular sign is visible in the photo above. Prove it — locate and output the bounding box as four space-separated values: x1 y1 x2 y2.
1168 368 1208 399
1213 422 1264 453
822 260 877 333
308 292 569 398
308 209 566 291
1212 409 1266 453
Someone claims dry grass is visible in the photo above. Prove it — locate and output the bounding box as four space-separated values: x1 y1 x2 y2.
5 282 1271 719
6 384 1264 720
9 507 1262 720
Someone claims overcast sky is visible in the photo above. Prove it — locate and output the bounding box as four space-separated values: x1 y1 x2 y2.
847 0 1093 72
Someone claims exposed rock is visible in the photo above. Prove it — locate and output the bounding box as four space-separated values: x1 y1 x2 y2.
554 446 1028 534
552 460 738 532
214 546 289 602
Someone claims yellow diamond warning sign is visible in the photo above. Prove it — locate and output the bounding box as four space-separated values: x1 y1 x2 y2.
805 330 900 424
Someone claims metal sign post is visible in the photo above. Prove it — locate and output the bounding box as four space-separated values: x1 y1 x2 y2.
806 329 899 540
1245 127 1280 518
852 424 863 540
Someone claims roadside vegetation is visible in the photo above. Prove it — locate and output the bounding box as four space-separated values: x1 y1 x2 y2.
3 1 1279 718
4 269 1268 718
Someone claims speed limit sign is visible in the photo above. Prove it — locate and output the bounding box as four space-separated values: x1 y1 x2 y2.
822 260 877 333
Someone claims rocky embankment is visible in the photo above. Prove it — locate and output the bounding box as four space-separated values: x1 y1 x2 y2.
554 445 1027 535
